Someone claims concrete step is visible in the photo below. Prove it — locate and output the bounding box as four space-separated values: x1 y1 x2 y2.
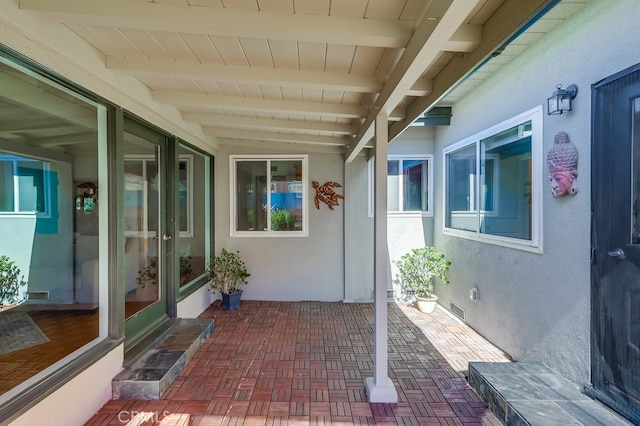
112 318 214 399
468 362 632 425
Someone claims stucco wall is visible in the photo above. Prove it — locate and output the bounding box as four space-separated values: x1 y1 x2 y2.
344 126 435 302
215 144 345 301
433 0 640 386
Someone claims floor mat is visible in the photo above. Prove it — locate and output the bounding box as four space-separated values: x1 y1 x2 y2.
0 311 49 355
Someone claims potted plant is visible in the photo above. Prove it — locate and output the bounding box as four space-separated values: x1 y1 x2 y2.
0 255 27 310
394 246 451 313
206 248 250 310
271 208 295 231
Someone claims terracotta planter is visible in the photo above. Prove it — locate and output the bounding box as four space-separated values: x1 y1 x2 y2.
416 294 438 313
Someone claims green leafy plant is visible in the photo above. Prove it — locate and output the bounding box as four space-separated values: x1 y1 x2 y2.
0 255 26 306
206 249 250 294
394 246 451 298
136 259 157 289
271 208 295 231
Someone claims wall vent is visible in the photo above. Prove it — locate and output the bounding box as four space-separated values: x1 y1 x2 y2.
27 291 49 300
450 302 466 322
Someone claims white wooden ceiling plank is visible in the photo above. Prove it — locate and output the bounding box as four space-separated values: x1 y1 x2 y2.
209 35 250 66
187 0 224 6
220 0 258 9
149 31 198 62
238 37 275 68
204 127 350 146
349 46 385 75
325 44 356 73
20 0 411 48
341 92 365 106
108 57 384 92
329 0 368 18
67 25 118 57
320 90 344 104
259 85 285 100
280 87 303 101
256 0 293 13
83 25 144 57
198 81 225 94
268 40 300 70
364 0 407 19
152 91 369 118
400 0 431 22
301 88 323 103
217 83 244 97
179 33 224 64
298 42 327 71
375 48 403 76
120 28 174 59
175 79 207 93
293 0 330 16
239 84 264 98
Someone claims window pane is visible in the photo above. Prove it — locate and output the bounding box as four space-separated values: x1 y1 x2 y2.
236 161 267 231
480 122 532 240
387 160 400 211
0 59 103 394
403 160 426 211
178 145 209 287
270 160 302 231
446 145 477 231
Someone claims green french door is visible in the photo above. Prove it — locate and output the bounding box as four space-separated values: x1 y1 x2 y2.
123 120 169 345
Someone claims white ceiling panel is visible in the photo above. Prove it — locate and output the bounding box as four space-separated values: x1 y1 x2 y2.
12 0 591 152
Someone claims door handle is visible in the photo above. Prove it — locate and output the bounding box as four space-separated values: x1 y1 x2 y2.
162 234 172 241
607 248 625 259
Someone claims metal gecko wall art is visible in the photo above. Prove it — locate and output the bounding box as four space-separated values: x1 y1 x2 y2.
312 181 344 210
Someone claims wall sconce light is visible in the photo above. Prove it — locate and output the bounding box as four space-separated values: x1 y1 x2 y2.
547 84 578 115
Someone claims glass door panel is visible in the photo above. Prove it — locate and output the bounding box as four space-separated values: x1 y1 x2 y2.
123 125 167 341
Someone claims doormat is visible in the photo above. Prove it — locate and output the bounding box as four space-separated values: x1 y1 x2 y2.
0 311 49 355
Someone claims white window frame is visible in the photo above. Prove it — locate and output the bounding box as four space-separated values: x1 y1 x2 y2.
0 155 52 218
367 155 433 218
230 154 308 237
443 106 543 253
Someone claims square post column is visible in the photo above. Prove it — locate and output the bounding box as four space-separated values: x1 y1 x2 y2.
364 114 398 403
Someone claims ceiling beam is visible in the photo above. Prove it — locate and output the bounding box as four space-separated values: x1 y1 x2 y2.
346 0 483 162
107 57 385 93
183 112 356 135
388 0 555 141
203 127 350 147
19 0 413 48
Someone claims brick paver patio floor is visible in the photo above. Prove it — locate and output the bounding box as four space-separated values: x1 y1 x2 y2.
87 301 511 425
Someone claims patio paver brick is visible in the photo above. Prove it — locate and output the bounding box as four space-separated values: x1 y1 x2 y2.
87 302 510 425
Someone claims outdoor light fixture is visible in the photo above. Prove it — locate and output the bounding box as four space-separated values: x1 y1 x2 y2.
547 84 578 115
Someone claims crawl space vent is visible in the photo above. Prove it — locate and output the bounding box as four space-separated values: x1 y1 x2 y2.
450 302 466 322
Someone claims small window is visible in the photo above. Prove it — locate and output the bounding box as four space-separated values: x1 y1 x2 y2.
0 154 51 217
368 155 433 217
444 106 543 252
231 155 307 237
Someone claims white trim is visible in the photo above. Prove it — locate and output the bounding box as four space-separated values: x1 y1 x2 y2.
442 105 543 253
230 154 308 237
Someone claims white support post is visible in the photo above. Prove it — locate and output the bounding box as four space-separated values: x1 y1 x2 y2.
364 114 398 403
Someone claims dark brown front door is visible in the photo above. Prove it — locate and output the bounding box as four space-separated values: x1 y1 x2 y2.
591 64 640 424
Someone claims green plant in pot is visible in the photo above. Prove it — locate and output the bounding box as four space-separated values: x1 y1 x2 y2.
206 248 250 310
0 255 27 308
394 246 451 313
